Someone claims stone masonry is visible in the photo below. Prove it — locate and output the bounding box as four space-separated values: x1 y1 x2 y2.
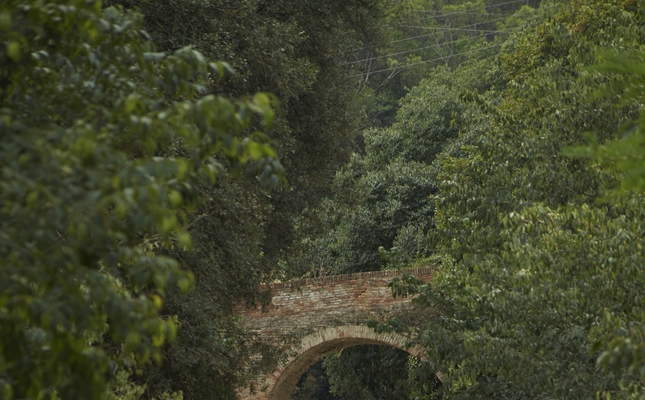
236 267 438 400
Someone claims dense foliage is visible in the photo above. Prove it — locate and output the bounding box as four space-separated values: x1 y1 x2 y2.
411 0 645 397
293 1 540 397
0 0 284 398
354 0 540 127
293 0 645 398
1 0 393 398
355 0 645 399
95 0 393 398
3 0 645 398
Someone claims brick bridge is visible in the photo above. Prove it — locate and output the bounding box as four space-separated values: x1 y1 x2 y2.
236 267 438 400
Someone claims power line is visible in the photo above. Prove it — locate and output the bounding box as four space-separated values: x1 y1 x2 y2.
352 5 543 52
411 0 532 17
409 11 516 16
379 30 480 47
392 26 515 32
392 8 538 32
350 6 545 62
347 29 513 66
349 42 506 79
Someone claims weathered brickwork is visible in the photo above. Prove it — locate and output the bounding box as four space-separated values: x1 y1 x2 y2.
236 267 439 400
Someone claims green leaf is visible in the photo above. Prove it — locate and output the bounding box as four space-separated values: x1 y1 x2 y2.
7 41 21 61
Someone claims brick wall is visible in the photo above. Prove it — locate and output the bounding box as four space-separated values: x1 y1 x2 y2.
236 267 439 399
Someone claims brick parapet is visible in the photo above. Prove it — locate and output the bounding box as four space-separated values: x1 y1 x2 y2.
260 266 437 291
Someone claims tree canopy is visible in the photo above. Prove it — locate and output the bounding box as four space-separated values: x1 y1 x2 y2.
3 0 645 399
293 0 645 398
0 0 281 398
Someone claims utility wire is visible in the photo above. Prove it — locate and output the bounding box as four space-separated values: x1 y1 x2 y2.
392 9 538 32
352 5 544 52
408 11 516 16
353 14 511 53
368 30 480 47
347 29 514 65
392 26 515 32
349 42 506 79
349 6 546 64
406 0 531 17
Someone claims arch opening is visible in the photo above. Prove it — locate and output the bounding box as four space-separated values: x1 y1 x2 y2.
266 326 425 400
291 344 415 400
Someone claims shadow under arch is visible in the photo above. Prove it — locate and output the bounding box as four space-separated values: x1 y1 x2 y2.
262 325 425 400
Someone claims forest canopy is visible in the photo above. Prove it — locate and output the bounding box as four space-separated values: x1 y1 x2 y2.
0 0 283 398
1 0 645 399
293 0 645 398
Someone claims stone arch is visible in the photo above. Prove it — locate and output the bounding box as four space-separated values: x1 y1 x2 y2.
259 325 424 400
235 267 440 399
